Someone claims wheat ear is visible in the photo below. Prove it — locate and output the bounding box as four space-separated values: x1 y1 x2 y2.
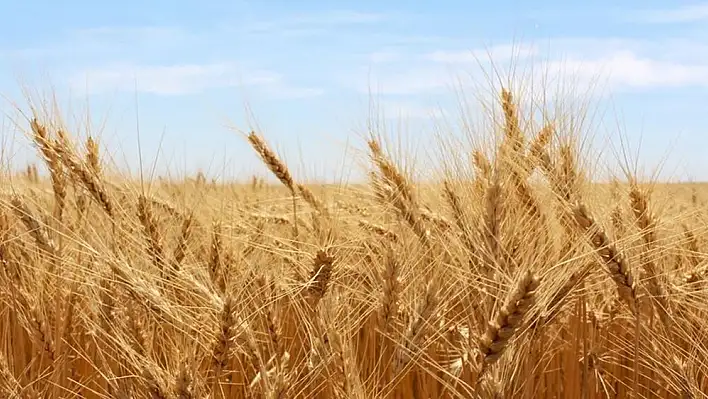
137 195 166 274
51 127 114 218
478 270 539 374
247 132 295 192
572 202 638 313
30 119 66 221
629 184 671 326
9 195 57 257
305 249 334 310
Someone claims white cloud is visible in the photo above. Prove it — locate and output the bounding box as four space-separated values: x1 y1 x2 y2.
368 51 401 64
259 86 325 100
69 62 323 98
7 9 390 62
6 26 192 62
243 10 388 36
633 3 708 23
379 100 447 120
351 37 708 97
352 43 541 95
426 43 538 63
68 26 186 41
543 51 708 90
289 10 386 25
353 65 465 95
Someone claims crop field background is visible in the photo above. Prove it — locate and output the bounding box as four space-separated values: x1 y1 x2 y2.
1 81 708 399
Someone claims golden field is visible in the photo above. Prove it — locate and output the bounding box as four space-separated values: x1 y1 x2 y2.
1 87 708 399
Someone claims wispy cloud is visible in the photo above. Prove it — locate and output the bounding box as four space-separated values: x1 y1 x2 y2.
368 50 401 64
4 8 396 98
258 86 325 100
70 62 323 98
283 10 387 25
351 65 461 95
632 3 708 24
352 36 708 97
351 44 536 95
543 51 708 90
242 10 389 36
5 26 192 62
6 9 391 63
379 100 447 120
425 43 538 63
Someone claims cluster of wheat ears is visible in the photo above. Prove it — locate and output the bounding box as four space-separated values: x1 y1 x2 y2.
0 86 707 399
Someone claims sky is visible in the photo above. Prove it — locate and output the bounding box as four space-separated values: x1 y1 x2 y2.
1 0 708 182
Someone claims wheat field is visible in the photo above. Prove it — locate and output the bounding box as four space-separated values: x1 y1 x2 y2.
1 86 707 399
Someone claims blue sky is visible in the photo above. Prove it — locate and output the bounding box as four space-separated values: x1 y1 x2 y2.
1 1 708 182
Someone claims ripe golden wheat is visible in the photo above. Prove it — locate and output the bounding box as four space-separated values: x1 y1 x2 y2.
1 87 708 399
